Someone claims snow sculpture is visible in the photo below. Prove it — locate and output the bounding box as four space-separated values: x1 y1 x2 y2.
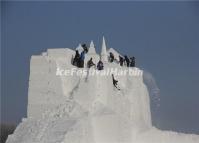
6 37 199 143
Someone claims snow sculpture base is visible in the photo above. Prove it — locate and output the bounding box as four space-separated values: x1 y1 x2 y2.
6 45 199 143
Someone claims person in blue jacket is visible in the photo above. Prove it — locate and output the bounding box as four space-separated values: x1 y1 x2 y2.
79 51 85 68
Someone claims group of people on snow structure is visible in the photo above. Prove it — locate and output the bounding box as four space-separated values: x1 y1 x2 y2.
72 44 136 90
109 52 135 67
72 44 104 70
109 52 136 90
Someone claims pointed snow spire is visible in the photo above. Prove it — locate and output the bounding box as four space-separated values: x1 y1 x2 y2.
76 43 84 53
100 36 108 62
88 40 96 54
90 40 94 48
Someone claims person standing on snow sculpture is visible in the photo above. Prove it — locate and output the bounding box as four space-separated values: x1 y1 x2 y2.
130 57 135 67
79 50 85 68
97 60 104 70
112 74 120 90
82 44 88 53
87 58 96 68
73 50 80 67
109 52 114 63
119 56 124 66
78 44 89 68
124 55 130 67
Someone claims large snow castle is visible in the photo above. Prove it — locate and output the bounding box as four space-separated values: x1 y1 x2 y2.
6 37 199 143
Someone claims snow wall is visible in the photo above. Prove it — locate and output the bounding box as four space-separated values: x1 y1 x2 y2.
6 46 199 143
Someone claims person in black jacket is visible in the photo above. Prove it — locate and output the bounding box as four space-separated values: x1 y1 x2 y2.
73 50 80 67
130 57 135 67
109 52 114 63
124 55 130 67
119 56 124 66
97 60 104 70
112 74 120 90
87 58 96 68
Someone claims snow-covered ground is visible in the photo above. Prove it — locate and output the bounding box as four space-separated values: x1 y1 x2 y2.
6 40 199 143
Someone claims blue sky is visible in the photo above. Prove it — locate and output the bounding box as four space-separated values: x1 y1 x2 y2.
1 1 199 134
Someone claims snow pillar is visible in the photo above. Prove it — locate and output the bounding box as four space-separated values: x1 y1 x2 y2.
100 36 108 62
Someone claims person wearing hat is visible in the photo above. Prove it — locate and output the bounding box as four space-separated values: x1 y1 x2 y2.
87 58 96 68
73 50 80 67
97 60 104 70
130 57 135 67
124 55 130 67
109 52 114 63
82 44 88 53
119 56 124 66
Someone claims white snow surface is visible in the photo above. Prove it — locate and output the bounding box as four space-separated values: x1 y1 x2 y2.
6 46 199 143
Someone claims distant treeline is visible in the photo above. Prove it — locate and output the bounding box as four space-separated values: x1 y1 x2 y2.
1 123 16 143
